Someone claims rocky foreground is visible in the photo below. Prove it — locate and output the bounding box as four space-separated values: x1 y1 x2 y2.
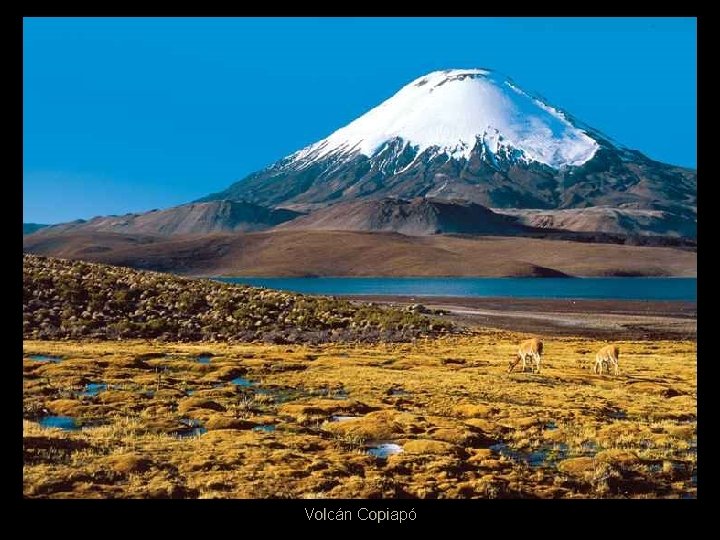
23 255 453 343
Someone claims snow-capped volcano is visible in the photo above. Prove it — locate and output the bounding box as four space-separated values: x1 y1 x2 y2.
200 69 696 222
291 69 598 169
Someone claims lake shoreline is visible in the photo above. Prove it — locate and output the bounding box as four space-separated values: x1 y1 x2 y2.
216 276 697 302
341 295 697 341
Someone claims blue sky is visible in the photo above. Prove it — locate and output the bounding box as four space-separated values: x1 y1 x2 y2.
23 17 697 224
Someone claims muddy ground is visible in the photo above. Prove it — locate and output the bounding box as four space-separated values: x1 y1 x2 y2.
345 297 697 341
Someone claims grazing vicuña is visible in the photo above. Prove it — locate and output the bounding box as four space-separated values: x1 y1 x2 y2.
594 344 620 376
508 337 543 374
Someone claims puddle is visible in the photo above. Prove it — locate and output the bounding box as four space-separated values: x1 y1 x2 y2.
228 377 317 405
327 389 349 400
367 442 403 459
175 418 207 438
490 442 569 468
230 377 256 387
649 460 690 475
197 355 212 364
253 424 276 433
28 355 62 363
80 383 107 397
330 415 363 423
177 427 207 438
311 387 349 400
545 421 558 430
261 386 311 403
229 378 309 404
388 388 408 396
580 441 598 453
39 416 79 431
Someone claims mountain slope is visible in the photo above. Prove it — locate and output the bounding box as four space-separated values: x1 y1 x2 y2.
23 229 697 278
23 223 49 235
278 197 534 236
39 200 302 236
199 69 696 236
496 206 697 239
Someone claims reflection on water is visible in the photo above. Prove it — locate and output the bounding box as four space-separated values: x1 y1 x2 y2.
28 355 62 363
39 416 78 431
80 383 107 397
367 442 403 459
230 377 256 387
490 442 569 468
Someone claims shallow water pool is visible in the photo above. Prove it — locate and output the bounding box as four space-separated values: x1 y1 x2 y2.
28 355 62 363
367 442 403 459
39 416 79 431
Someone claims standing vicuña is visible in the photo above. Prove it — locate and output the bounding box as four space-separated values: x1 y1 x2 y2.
593 344 620 376
508 338 543 374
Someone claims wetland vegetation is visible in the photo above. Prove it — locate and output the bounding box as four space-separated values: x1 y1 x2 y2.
22 256 696 499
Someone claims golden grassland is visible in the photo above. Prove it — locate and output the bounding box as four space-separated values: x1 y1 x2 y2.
23 330 696 499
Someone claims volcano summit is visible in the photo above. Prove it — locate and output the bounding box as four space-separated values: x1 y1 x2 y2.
25 68 696 277
200 68 695 231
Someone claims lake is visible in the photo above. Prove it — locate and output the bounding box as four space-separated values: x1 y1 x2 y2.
215 277 696 301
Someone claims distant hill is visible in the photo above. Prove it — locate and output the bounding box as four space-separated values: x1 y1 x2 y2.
23 229 697 278
495 206 697 239
23 223 49 235
39 200 302 236
23 254 452 343
278 197 533 236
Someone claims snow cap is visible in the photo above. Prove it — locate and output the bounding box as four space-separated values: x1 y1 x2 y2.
292 68 598 169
